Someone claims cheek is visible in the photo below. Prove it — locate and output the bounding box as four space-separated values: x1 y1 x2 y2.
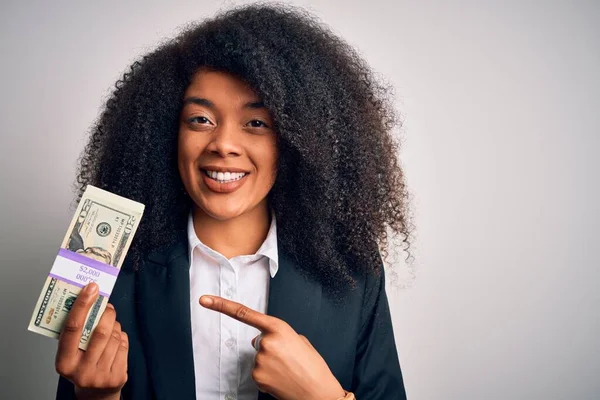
262 143 278 184
177 133 199 178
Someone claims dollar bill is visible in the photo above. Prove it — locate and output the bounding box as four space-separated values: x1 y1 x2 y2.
28 185 144 350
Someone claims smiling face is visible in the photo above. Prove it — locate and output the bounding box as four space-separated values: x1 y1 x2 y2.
178 69 278 221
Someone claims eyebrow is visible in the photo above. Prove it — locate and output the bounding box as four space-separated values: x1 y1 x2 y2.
182 97 266 109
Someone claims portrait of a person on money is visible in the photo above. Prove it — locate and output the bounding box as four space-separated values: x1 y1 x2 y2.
67 230 113 265
53 4 413 400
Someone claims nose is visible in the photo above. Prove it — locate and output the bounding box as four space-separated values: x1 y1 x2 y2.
206 121 243 157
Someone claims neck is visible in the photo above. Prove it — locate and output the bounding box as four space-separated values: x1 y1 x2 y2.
192 201 271 259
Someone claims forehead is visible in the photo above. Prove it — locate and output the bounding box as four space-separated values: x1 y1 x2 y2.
185 69 260 101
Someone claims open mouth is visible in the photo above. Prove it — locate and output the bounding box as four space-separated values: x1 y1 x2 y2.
202 169 248 184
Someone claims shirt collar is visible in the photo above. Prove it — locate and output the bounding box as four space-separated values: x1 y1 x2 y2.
256 211 279 278
187 211 279 278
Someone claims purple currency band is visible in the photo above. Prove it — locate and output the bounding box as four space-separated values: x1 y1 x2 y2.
48 248 119 298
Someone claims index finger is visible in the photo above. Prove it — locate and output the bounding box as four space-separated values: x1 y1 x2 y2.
199 295 280 332
57 283 99 362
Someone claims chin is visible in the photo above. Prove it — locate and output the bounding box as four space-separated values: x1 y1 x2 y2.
196 201 246 221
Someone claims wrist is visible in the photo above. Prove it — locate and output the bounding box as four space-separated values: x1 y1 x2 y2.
327 376 346 400
74 387 122 400
336 391 356 400
313 381 345 400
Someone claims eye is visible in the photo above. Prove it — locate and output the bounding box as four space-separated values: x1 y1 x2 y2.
187 116 212 125
247 120 269 128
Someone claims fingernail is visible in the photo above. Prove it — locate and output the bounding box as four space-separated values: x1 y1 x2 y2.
106 303 114 309
200 296 213 306
86 283 98 295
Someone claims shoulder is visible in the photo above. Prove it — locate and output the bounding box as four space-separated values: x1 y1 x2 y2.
355 263 386 327
316 259 386 335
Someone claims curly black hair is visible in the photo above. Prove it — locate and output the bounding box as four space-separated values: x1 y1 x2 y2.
75 3 413 293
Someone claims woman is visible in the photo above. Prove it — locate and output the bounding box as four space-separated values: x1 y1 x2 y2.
55 4 412 400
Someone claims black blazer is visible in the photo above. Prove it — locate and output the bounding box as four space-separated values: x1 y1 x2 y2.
57 238 407 399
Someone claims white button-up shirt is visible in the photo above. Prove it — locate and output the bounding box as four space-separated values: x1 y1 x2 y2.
188 212 279 400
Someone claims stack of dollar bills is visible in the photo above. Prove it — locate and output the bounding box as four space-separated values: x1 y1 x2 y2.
28 185 145 350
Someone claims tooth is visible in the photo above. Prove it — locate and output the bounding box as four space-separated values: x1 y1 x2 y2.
217 172 224 181
210 171 217 179
224 172 231 181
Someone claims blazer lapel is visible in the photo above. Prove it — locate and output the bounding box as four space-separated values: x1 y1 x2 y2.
137 238 196 400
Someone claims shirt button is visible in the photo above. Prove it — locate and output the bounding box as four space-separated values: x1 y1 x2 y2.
225 337 236 349
224 287 235 297
225 393 236 400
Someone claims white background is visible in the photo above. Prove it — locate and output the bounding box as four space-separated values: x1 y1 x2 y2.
0 1 598 399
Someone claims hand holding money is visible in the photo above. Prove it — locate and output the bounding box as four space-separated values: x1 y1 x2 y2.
55 282 127 400
28 185 144 350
